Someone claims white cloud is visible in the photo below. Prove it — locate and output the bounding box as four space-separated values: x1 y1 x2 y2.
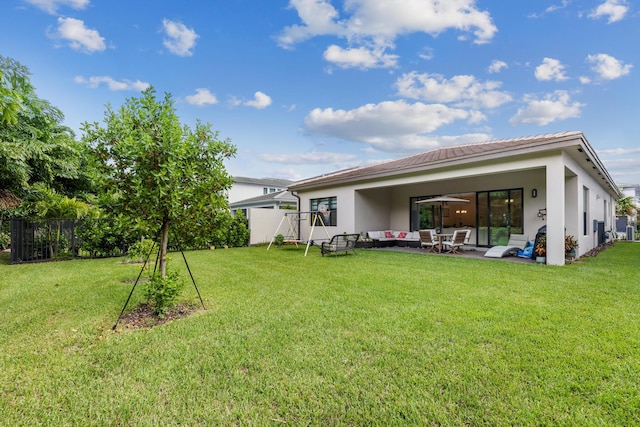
535 58 568 81
599 147 640 155
579 76 591 84
488 60 508 74
587 53 633 80
528 0 570 18
602 158 640 181
162 19 199 57
323 44 398 69
545 0 570 14
227 96 242 107
588 0 629 23
509 90 584 126
304 100 482 151
245 91 272 109
395 72 512 109
185 88 218 106
51 17 105 53
277 0 497 69
24 0 89 14
74 75 150 91
277 0 344 47
259 151 358 164
418 47 434 61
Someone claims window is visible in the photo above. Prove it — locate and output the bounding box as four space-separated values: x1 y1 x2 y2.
263 187 268 195
269 188 276 193
311 196 337 226
583 186 589 236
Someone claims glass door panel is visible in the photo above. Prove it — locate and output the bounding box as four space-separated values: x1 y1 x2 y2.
490 190 510 245
477 192 489 246
476 189 523 246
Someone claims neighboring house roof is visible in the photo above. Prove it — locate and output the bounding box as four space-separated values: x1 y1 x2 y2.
233 176 294 188
229 190 297 209
289 131 622 198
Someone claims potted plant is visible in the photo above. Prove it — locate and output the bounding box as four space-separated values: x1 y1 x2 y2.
565 235 578 259
534 234 546 263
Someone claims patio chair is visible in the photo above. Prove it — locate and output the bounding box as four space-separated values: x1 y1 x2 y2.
484 234 529 258
442 230 467 254
419 229 437 253
463 229 471 245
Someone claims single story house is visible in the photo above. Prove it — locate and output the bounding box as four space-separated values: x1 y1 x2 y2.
230 190 298 218
227 176 294 204
287 131 622 266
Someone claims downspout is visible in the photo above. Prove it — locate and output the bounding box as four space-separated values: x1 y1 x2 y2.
292 190 301 241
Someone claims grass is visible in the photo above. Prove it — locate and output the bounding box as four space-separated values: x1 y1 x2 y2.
1 243 639 425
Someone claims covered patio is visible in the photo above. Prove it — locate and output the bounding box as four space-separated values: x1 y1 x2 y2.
289 132 622 266
366 244 537 263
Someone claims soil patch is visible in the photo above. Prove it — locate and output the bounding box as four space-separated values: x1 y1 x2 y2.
118 303 198 330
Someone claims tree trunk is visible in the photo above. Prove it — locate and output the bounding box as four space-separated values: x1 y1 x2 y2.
159 219 170 279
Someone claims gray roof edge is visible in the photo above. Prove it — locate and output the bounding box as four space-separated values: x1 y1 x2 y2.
229 190 297 207
233 176 294 187
289 131 588 191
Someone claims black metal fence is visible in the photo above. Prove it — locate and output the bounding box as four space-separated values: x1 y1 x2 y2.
10 218 129 264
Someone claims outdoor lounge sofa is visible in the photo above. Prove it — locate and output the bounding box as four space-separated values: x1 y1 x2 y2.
367 230 421 247
484 234 529 258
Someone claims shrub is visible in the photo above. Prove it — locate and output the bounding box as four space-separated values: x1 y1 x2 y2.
275 234 285 246
127 239 156 263
0 231 10 250
228 210 249 247
144 270 185 317
76 218 138 257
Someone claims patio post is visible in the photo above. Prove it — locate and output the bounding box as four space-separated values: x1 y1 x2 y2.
546 156 566 266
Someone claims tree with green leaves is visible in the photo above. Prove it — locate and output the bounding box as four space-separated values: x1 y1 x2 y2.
83 87 236 279
0 59 24 125
0 55 90 207
616 195 637 217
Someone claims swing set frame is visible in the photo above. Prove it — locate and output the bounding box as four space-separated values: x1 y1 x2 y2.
266 211 331 256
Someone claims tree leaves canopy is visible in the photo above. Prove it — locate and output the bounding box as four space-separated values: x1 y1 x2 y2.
0 55 89 201
82 87 236 240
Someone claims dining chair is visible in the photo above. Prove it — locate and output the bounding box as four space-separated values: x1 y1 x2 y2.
419 230 437 253
442 230 467 254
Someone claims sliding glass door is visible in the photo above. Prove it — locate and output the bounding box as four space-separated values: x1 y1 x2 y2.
477 189 523 246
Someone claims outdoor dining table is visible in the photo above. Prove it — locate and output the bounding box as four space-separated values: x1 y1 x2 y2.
434 233 453 253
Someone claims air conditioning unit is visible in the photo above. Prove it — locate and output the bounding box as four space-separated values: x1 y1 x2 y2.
627 226 635 241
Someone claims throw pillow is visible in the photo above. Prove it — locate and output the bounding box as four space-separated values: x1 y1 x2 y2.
397 232 407 238
384 231 394 238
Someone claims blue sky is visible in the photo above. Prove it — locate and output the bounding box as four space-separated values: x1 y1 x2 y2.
1 0 638 184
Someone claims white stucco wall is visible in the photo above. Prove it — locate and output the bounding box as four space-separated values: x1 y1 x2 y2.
293 146 618 265
355 188 391 235
247 208 290 245
228 182 288 204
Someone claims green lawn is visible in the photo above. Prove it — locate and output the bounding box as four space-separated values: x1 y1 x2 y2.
1 243 639 425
